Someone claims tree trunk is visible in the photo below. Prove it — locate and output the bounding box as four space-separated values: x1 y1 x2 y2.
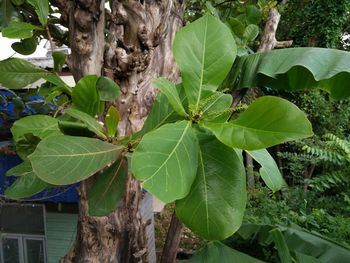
57 1 186 262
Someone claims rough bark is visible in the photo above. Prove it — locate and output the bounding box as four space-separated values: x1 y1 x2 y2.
57 1 186 262
160 212 184 263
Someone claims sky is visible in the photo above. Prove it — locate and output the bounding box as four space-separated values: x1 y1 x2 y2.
0 34 47 60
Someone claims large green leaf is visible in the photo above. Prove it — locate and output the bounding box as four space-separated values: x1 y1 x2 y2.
64 108 106 139
58 121 96 137
180 242 264 263
246 149 285 192
96 76 121 101
2 21 41 38
5 161 48 199
270 228 292 263
202 96 313 150
0 58 49 89
131 121 199 203
11 114 61 141
173 14 236 109
238 48 350 100
138 84 187 137
176 132 246 240
29 136 123 185
88 158 127 216
72 75 100 116
152 77 187 117
26 0 48 25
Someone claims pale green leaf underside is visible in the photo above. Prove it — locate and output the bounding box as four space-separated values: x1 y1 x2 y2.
202 96 313 150
0 58 49 89
29 135 123 185
173 14 237 109
11 114 61 142
131 121 199 203
180 242 264 263
238 48 350 100
176 133 246 240
246 149 285 192
64 108 106 139
88 159 127 216
153 77 187 117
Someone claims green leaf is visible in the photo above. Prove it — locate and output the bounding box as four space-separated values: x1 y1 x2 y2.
15 134 40 160
228 17 245 37
11 37 37 55
2 21 41 38
202 96 313 150
11 114 61 141
0 0 19 29
52 51 66 72
270 228 293 263
173 14 236 109
176 132 246 240
96 76 121 101
0 58 49 89
131 121 199 203
295 252 323 263
11 0 24 5
238 48 350 100
5 161 48 199
200 91 232 122
64 108 106 139
43 74 72 93
243 24 259 42
58 121 96 137
88 158 127 216
26 0 48 25
246 5 262 24
138 84 187 137
6 161 32 176
153 77 187 117
246 149 285 192
72 75 100 116
180 242 264 263
105 105 120 138
5 173 48 199
29 135 123 185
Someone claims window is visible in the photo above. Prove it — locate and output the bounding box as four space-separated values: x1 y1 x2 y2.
0 204 47 263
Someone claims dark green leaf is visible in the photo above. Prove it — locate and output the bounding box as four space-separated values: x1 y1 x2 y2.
11 0 24 5
294 252 323 263
238 48 350 100
202 96 313 150
5 173 48 199
2 21 41 38
176 132 246 240
173 14 236 109
227 17 245 37
246 149 285 192
15 134 41 160
11 37 37 55
52 51 66 72
29 135 123 185
180 242 264 263
270 228 293 263
64 108 106 139
246 5 262 24
96 76 121 101
131 121 199 203
243 24 259 42
153 77 187 117
0 58 49 89
0 0 19 29
88 158 127 216
58 120 96 137
72 75 100 116
11 114 61 141
26 0 48 25
105 105 119 138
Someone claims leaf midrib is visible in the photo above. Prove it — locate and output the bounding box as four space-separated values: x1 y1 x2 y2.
195 16 208 111
31 146 121 157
